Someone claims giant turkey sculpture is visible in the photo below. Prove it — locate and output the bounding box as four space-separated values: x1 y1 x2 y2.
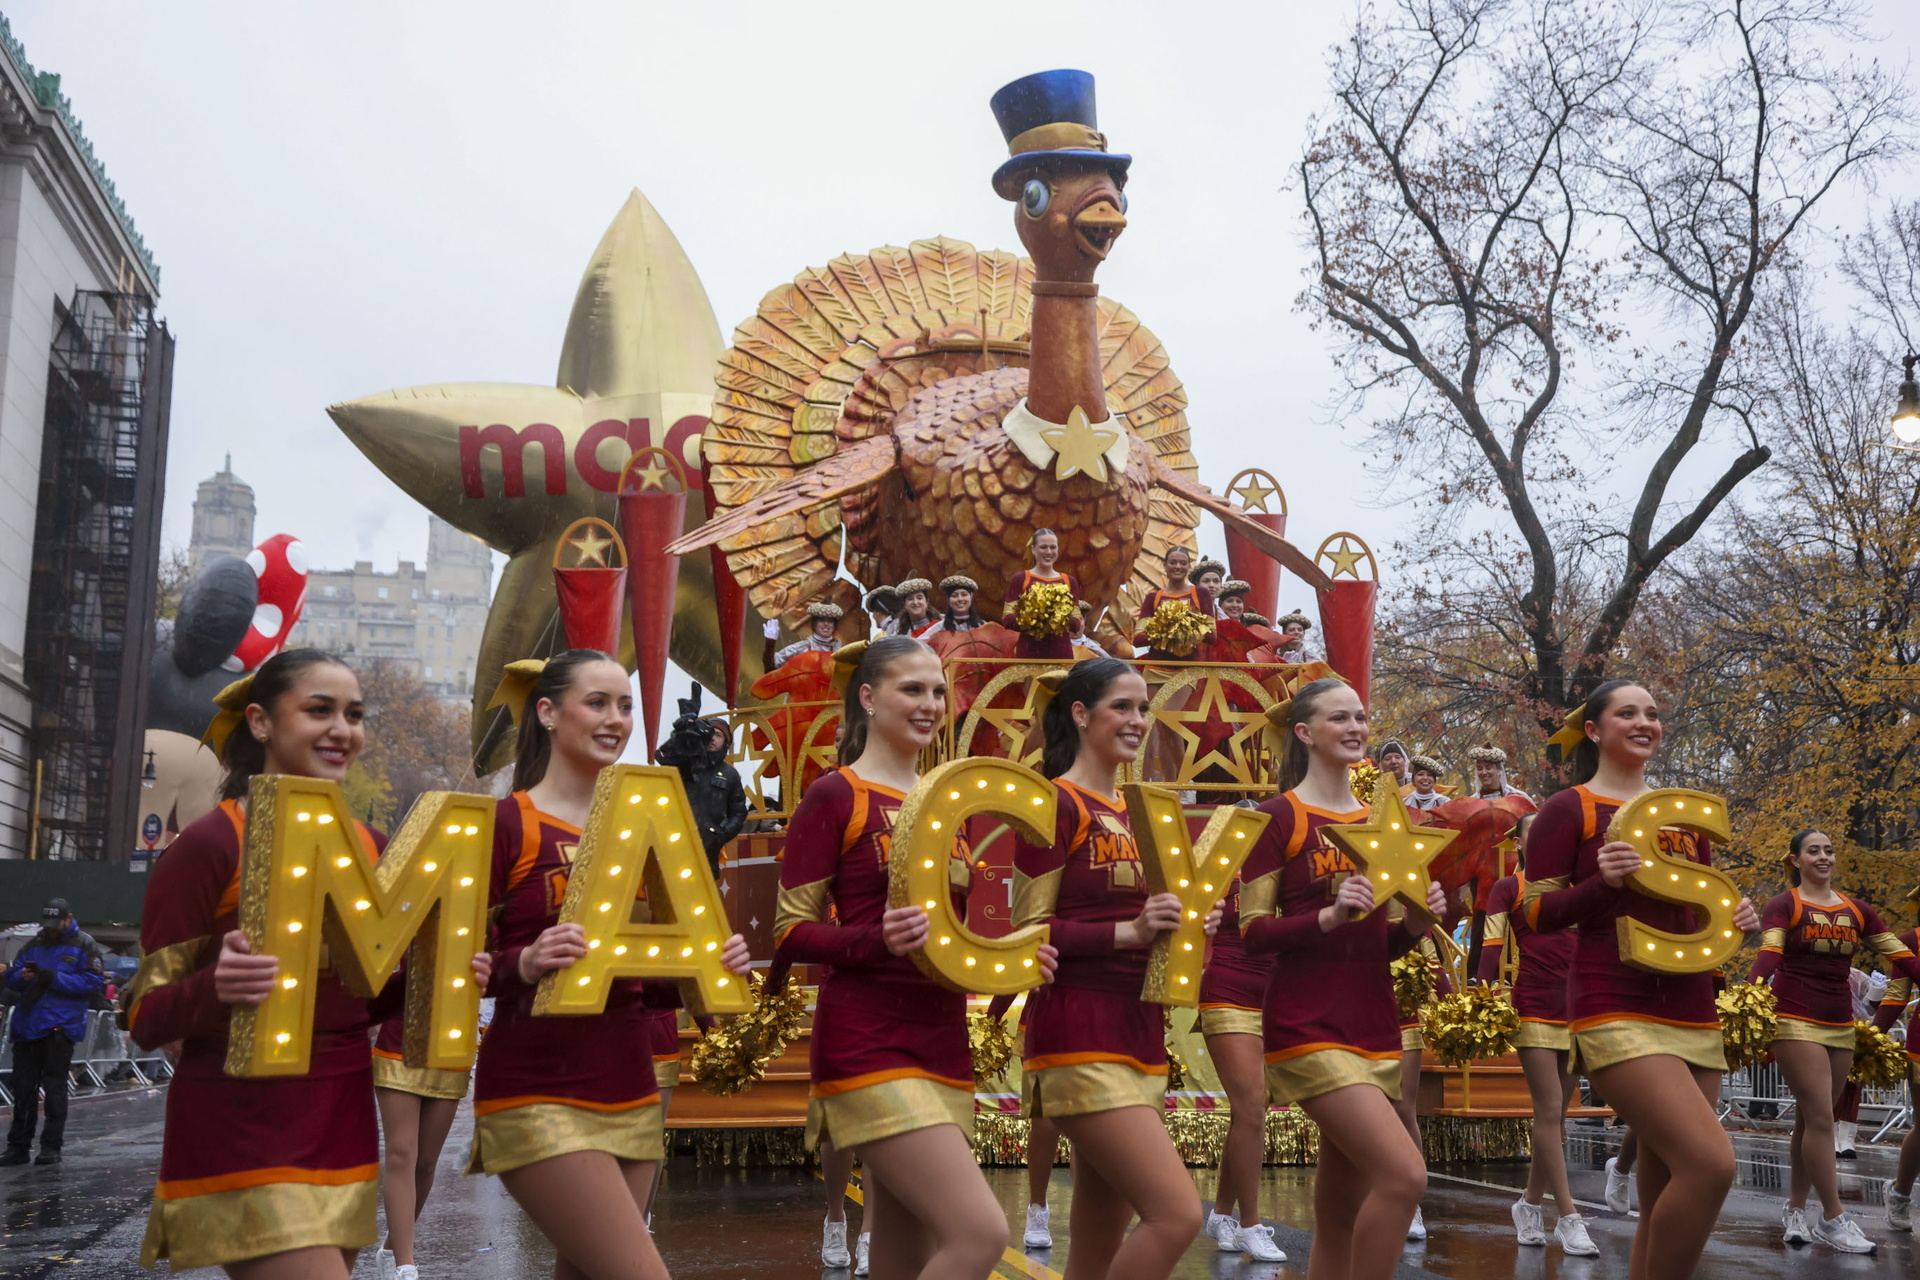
670 71 1329 623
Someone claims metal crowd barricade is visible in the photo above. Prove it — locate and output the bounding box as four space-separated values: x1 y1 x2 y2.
0 1019 12 1106
66 1010 151 1090
1719 1060 1795 1123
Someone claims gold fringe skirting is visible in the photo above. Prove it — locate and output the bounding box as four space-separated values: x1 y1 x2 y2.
666 1125 813 1168
967 1109 1535 1167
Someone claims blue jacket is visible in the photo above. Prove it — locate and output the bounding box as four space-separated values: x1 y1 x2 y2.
5 922 105 1042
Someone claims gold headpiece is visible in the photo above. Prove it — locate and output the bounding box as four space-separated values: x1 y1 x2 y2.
939 575 977 593
895 577 934 596
1547 705 1586 758
202 673 258 754
486 659 548 726
1466 743 1508 765
1409 754 1446 777
808 601 845 621
1217 579 1252 599
1193 557 1227 580
1241 612 1271 628
1275 610 1313 631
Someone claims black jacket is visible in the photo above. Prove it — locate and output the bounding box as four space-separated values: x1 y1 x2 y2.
658 729 748 867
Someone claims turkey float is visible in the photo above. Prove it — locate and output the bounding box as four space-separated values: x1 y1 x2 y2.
671 71 1329 629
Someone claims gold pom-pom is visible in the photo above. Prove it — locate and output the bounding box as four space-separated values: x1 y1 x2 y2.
1715 981 1777 1070
1162 1009 1189 1092
690 972 807 1096
1350 762 1383 807
1013 581 1077 639
1390 951 1436 1022
1850 1019 1908 1088
969 1008 1017 1087
1143 599 1213 657
1419 985 1520 1066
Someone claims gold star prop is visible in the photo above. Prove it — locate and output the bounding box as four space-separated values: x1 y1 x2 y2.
566 524 616 567
1227 469 1281 514
1039 404 1121 482
1322 535 1368 579
1155 671 1272 784
629 457 672 491
1321 783 1457 929
326 191 725 772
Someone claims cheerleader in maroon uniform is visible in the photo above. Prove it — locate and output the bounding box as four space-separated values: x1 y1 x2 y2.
1128 546 1214 661
1239 678 1447 1280
1013 657 1218 1280
371 1005 468 1280
1197 867 1282 1260
1522 680 1759 1280
127 650 489 1279
1747 830 1920 1252
1872 886 1920 1232
776 636 1043 1279
470 650 750 1280
1002 529 1081 661
1474 813 1597 1256
1390 928 1448 1243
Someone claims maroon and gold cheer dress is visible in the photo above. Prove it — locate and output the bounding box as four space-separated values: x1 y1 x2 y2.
372 1010 470 1101
1002 568 1082 661
1874 927 1920 1085
774 768 975 1149
1198 874 1267 1038
1478 871 1574 1051
1750 889 1920 1051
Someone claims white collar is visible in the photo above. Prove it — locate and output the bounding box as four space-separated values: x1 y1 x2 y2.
1002 398 1131 480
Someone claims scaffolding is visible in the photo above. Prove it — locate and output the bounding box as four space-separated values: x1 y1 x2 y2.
21 289 173 861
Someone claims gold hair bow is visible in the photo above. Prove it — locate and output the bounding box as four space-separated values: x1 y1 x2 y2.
829 641 870 695
1546 705 1586 758
1026 668 1073 724
486 659 548 726
201 674 258 755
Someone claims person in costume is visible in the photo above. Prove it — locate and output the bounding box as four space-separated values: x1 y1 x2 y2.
1240 677 1449 1280
1466 744 1531 802
1130 545 1213 661
1002 529 1082 661
886 577 940 638
776 636 1048 1278
1274 611 1313 664
1474 812 1599 1256
469 650 751 1280
126 649 490 1279
1747 829 1920 1253
1014 657 1222 1276
1376 741 1411 792
766 601 845 670
1522 680 1760 1280
931 575 987 634
1872 884 1920 1231
1216 579 1250 621
1192 557 1228 615
1067 601 1112 659
865 585 904 639
1406 755 1448 812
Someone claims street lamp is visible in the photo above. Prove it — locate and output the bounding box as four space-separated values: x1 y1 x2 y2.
1894 352 1920 445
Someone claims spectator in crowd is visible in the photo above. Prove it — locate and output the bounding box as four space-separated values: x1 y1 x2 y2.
3 899 106 1165
657 685 750 872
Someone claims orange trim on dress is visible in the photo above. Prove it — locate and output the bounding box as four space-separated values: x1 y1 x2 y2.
1777 1012 1855 1029
216 801 246 918
1023 1050 1170 1076
472 1092 658 1117
1570 1011 1721 1033
371 1047 403 1062
155 1162 379 1201
1264 1041 1401 1064
507 792 576 894
1198 1001 1261 1013
811 1066 977 1096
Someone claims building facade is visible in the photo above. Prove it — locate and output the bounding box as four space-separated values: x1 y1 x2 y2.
0 17 168 863
186 452 254 572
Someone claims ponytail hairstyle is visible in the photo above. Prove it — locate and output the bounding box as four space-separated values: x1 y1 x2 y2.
1039 657 1134 779
1514 811 1537 873
1785 827 1825 888
1567 678 1636 785
510 648 620 794
218 648 356 800
1273 677 1353 794
835 636 937 766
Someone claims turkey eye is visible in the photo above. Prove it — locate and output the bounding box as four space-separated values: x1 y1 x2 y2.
1117 190 1128 215
1021 179 1051 218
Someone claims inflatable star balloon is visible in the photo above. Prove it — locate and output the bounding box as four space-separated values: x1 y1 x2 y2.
329 191 731 773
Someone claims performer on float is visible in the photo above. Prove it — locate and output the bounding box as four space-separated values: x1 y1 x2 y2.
1002 529 1082 661
1406 755 1449 812
1240 678 1448 1280
1274 610 1314 664
1199 828 1286 1261
1474 812 1598 1256
1747 829 1920 1253
1129 545 1213 661
931 575 988 634
765 601 845 670
776 636 1045 1278
1466 744 1532 802
1522 680 1760 1280
1014 658 1220 1276
1192 557 1228 616
885 577 940 638
1067 602 1112 659
1376 741 1412 795
372 997 471 1280
862 585 903 639
1872 884 1920 1232
1216 579 1250 621
469 650 751 1280
126 649 489 1279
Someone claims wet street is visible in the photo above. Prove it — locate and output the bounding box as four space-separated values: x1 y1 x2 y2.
2 1088 1915 1279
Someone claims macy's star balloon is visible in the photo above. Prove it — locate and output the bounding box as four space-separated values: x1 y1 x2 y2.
328 191 732 772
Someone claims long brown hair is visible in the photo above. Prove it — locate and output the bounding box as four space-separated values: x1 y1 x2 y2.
510 649 620 793
1274 677 1351 794
218 649 356 800
1785 828 1825 888
1568 678 1636 786
836 636 937 766
1039 657 1134 779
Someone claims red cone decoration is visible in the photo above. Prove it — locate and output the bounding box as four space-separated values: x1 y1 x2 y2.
1221 468 1288 621
1314 532 1378 710
619 449 689 762
552 517 629 655
703 457 748 706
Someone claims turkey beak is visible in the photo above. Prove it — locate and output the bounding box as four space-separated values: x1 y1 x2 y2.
1072 200 1127 261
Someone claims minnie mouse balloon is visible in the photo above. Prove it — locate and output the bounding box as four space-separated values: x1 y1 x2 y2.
225 533 309 672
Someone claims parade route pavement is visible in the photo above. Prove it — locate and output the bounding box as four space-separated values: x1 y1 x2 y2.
2 1089 1914 1279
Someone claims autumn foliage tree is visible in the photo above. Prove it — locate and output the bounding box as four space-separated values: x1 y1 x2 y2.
343 660 483 827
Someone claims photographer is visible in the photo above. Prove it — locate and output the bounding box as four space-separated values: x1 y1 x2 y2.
657 686 749 871
4 899 106 1165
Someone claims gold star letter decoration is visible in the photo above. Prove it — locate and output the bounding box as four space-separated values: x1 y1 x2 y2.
1321 784 1457 929
1320 534 1371 580
1038 405 1121 482
1227 468 1282 515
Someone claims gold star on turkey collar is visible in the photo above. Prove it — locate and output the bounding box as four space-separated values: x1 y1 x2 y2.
1039 405 1123 482
1320 784 1457 927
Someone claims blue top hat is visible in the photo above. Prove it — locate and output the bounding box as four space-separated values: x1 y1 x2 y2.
990 69 1130 200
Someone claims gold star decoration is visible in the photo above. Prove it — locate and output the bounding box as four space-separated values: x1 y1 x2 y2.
1319 534 1370 579
1038 404 1121 482
1321 783 1458 928
567 524 616 567
1228 469 1281 514
628 457 672 491
1155 672 1272 784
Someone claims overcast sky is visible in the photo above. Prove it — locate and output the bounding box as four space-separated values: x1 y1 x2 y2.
9 1 1920 595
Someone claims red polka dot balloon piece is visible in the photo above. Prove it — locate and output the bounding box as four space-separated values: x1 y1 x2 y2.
225 533 309 672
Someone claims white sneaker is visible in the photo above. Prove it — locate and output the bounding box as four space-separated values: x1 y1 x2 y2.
1555 1214 1599 1257
376 1249 397 1280
1813 1213 1876 1254
1023 1202 1053 1248
394 1268 419 1280
1783 1205 1812 1245
1208 1211 1241 1251
1511 1198 1547 1246
1836 1121 1859 1159
1235 1222 1287 1262
1406 1206 1427 1241
821 1215 851 1268
1889 1187 1912 1231
854 1231 870 1276
1604 1157 1632 1214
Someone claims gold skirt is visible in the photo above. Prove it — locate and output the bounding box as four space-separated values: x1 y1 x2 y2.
1025 1059 1167 1119
1514 1020 1573 1053
141 1175 376 1269
1199 1007 1263 1038
1770 1016 1855 1051
654 1055 684 1092
1910 1054 1920 1089
466 1100 664 1176
1400 1025 1425 1054
807 1072 975 1151
1572 1017 1725 1075
373 1053 470 1101
1265 1047 1400 1106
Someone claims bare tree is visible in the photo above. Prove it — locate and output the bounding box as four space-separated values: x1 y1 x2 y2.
1300 0 1911 727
